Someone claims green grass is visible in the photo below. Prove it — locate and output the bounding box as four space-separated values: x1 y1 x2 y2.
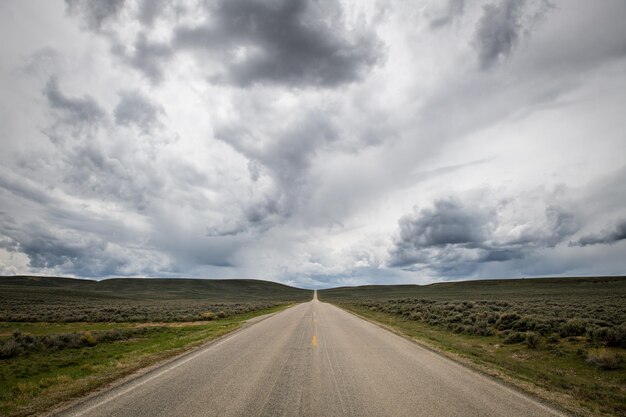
0 322 139 337
319 276 626 417
0 304 292 417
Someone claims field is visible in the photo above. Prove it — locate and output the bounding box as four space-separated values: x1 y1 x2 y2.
0 276 312 417
319 276 626 417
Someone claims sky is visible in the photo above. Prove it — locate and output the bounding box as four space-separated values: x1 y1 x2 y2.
0 0 625 289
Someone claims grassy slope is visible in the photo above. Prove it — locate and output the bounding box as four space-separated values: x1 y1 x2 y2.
319 276 626 417
319 276 626 301
0 275 312 302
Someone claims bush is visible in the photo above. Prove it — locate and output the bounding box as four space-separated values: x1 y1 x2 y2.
216 310 227 319
524 332 540 349
605 326 626 348
586 348 624 370
469 321 494 336
0 339 21 359
496 313 521 330
560 319 587 337
504 332 525 344
80 331 97 347
201 311 216 320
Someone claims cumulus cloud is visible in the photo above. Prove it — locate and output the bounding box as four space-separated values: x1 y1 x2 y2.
112 33 173 84
44 77 105 130
429 0 465 29
65 0 382 87
570 220 626 247
173 0 382 87
473 0 554 69
114 90 164 133
388 194 580 275
65 0 126 32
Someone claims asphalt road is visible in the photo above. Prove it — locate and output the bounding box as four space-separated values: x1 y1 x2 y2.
56 291 568 417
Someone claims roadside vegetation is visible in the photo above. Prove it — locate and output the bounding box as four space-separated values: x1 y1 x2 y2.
0 276 311 417
319 276 626 417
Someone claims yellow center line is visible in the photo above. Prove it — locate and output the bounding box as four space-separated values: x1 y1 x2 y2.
312 335 317 347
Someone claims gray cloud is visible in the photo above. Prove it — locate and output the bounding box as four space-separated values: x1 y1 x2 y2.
472 0 554 69
65 0 125 32
137 0 168 27
114 90 164 133
473 0 526 69
571 220 626 247
388 197 579 274
112 33 173 84
66 0 382 87
214 103 342 229
173 0 382 87
430 0 465 29
0 201 165 277
544 205 579 247
40 78 169 211
44 77 105 130
388 199 493 269
393 199 487 252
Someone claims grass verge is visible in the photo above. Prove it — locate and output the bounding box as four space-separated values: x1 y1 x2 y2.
333 303 626 417
0 304 292 417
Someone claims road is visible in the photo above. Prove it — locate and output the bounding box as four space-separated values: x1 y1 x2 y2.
56 291 568 417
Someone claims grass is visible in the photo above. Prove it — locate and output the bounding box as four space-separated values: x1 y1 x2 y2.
319 276 626 417
0 304 292 417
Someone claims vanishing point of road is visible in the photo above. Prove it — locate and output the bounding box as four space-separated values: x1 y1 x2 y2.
56 291 568 417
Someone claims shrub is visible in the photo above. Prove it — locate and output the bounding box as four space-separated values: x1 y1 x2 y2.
61 333 82 349
469 321 494 336
504 332 525 344
605 326 626 348
546 333 559 344
216 310 227 319
560 319 587 337
201 311 216 320
496 313 521 330
0 339 21 359
586 348 624 370
524 332 540 349
80 331 97 347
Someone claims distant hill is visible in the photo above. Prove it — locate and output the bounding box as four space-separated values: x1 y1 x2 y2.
0 276 312 302
318 276 626 301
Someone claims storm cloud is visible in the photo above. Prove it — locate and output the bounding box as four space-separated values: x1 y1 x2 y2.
473 0 554 69
388 195 581 275
114 90 164 133
44 77 105 129
65 0 125 32
429 0 466 29
571 220 626 247
0 0 625 287
174 0 382 87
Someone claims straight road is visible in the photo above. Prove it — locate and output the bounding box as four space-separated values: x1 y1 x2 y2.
57 291 568 417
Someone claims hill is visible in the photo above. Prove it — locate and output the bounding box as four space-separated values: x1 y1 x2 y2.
0 276 312 323
0 275 312 302
318 276 626 301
